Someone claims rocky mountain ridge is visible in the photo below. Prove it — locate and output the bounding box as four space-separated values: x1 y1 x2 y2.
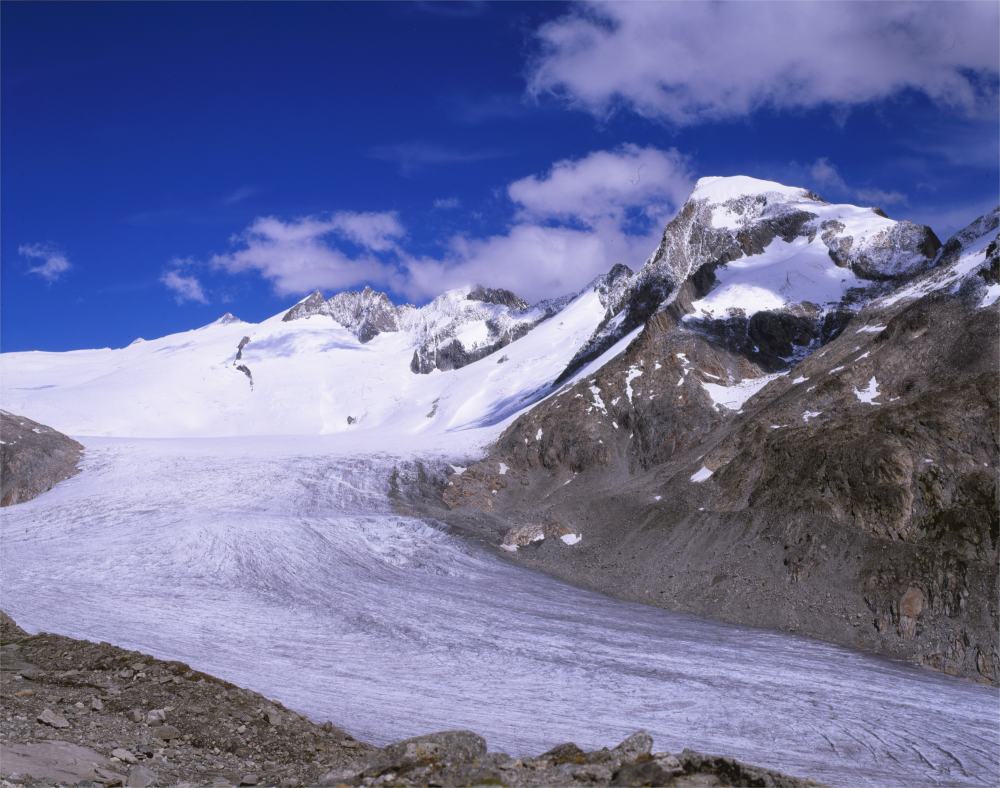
430 203 1000 684
555 176 943 382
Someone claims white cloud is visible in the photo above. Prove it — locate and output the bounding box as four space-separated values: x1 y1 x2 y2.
161 268 208 304
400 219 660 303
196 146 693 304
528 1 999 124
327 211 405 252
396 145 693 302
19 243 71 282
209 212 401 296
433 197 461 210
508 144 692 224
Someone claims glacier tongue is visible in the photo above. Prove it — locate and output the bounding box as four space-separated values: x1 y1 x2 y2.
2 436 996 787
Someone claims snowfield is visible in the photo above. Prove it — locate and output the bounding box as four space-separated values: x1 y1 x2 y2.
0 285 611 442
2 437 998 787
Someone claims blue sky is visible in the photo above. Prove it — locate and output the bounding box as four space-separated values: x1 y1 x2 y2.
3 1 997 351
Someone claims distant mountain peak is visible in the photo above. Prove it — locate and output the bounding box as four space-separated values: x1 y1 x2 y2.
281 290 329 322
690 175 816 205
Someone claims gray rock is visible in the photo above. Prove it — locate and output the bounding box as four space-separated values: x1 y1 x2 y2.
37 708 70 728
368 730 487 775
126 764 158 788
112 748 138 764
1 411 83 506
614 730 653 760
150 724 181 741
316 766 361 786
0 740 110 784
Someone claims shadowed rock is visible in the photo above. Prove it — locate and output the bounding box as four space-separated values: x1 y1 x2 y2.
0 411 83 506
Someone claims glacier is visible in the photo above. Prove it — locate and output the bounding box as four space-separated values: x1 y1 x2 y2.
1 436 997 787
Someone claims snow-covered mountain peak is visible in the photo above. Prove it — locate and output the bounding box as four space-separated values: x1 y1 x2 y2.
326 286 402 343
690 175 814 206
555 177 943 381
281 289 330 322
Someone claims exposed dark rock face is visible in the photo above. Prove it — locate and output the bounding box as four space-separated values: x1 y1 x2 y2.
281 287 404 343
0 412 83 507
434 210 1000 685
327 287 402 343
683 306 854 371
281 290 330 322
407 287 544 375
822 220 941 280
0 613 817 787
235 364 254 389
410 320 536 374
555 180 942 386
235 336 251 361
467 285 529 311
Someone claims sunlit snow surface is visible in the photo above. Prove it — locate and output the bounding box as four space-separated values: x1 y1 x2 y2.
3 437 997 787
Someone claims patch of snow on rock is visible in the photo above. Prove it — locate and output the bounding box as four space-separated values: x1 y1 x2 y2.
560 533 582 546
979 284 1000 308
625 366 643 403
854 377 881 405
700 372 786 411
690 466 713 483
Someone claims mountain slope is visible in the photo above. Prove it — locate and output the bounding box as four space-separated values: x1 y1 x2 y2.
438 204 999 684
0 279 616 445
556 175 940 381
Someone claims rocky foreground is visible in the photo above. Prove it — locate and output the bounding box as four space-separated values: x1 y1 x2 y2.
0 613 819 787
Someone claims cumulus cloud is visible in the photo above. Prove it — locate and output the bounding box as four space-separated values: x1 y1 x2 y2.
194 146 693 304
508 144 692 224
528 1 999 124
19 243 71 282
161 266 208 304
400 219 660 303
398 145 693 302
209 212 402 296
